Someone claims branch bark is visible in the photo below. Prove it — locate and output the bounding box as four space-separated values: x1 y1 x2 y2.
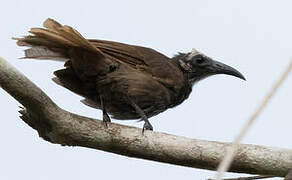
0 57 291 177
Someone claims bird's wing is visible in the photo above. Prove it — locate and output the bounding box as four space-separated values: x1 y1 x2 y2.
89 39 148 67
88 39 185 89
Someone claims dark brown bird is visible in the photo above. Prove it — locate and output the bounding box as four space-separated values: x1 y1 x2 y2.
15 18 245 132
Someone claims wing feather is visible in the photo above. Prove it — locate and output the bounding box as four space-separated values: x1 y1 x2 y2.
88 39 185 89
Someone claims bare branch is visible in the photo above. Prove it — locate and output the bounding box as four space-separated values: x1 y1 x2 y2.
0 57 292 177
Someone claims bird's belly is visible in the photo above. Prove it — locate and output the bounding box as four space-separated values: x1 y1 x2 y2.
97 72 172 120
102 92 167 120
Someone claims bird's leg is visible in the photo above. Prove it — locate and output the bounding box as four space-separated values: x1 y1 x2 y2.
128 98 153 133
100 95 111 127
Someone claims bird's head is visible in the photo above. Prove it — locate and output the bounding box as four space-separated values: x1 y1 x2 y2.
176 49 245 85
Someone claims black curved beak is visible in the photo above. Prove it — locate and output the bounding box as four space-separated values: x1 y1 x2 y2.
210 60 246 80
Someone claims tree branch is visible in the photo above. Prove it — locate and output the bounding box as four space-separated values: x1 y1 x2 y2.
0 57 291 177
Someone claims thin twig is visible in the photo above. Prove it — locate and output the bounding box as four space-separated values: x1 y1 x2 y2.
215 61 292 180
209 175 275 180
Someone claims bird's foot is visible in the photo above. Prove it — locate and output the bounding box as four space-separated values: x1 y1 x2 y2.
142 121 153 134
127 97 153 134
102 112 111 128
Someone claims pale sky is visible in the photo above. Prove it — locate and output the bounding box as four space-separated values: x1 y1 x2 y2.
1 0 291 179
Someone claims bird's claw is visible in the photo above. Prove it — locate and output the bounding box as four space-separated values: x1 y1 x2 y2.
142 121 153 134
102 113 111 128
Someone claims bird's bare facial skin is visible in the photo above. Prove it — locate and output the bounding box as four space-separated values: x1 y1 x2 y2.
189 54 212 68
186 54 212 84
185 49 213 69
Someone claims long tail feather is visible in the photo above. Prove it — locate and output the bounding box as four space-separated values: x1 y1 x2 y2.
14 18 105 60
23 47 67 61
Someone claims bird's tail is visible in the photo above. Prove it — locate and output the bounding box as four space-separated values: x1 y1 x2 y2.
14 18 102 61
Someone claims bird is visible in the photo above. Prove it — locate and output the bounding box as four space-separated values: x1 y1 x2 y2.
14 18 245 132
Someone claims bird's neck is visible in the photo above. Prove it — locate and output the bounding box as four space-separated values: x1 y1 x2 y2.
167 65 193 107
172 54 197 87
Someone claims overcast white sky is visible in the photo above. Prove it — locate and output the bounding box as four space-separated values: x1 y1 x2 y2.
0 0 291 179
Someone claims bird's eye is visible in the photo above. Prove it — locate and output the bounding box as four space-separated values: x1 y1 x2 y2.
191 55 207 66
196 58 204 64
